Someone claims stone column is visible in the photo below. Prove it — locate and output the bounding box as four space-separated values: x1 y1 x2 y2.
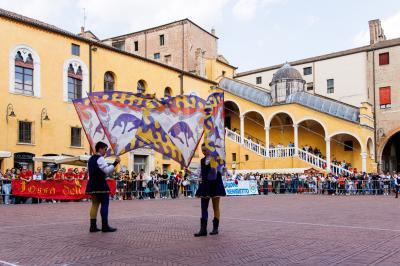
325 137 331 172
293 124 299 156
240 114 245 144
265 126 270 157
361 152 367 173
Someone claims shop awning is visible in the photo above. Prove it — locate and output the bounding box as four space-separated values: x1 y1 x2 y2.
33 155 113 166
0 151 12 158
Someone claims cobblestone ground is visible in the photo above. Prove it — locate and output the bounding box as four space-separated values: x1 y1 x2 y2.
0 195 400 266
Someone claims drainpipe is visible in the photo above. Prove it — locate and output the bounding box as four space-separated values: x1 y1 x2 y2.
372 48 378 171
89 43 93 93
180 21 185 95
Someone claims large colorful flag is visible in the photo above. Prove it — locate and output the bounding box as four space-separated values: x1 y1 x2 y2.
203 92 225 180
136 95 206 167
73 97 114 156
88 92 151 155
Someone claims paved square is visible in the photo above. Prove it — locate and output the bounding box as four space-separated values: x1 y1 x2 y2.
0 195 400 266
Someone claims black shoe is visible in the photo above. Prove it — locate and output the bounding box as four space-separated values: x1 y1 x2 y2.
194 218 207 237
90 219 101 233
209 218 219 235
102 218 117 232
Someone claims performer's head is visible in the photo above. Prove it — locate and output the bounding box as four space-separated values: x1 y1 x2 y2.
95 141 108 156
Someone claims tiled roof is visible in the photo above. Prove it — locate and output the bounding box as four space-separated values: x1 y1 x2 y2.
219 78 360 123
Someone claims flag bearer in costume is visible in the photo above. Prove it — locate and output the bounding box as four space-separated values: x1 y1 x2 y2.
87 141 120 233
194 143 226 237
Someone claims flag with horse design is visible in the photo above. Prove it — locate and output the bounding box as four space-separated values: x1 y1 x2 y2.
88 92 151 155
73 97 114 156
135 95 206 167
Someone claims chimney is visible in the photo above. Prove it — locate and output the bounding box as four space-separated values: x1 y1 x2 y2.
368 19 386 45
81 26 85 35
211 28 216 36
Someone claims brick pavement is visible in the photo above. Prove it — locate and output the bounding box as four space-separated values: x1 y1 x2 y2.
0 195 400 266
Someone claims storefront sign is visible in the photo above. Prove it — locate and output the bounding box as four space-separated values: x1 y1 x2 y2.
225 180 258 196
12 180 116 200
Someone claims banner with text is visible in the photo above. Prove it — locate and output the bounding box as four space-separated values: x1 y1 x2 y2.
12 180 116 200
225 180 258 196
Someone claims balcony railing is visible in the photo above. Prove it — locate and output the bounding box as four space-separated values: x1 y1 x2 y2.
225 128 353 175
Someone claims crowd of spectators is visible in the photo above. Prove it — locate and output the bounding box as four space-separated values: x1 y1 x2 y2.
1 165 400 204
228 171 400 196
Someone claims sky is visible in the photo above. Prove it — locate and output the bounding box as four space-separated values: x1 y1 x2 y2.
1 0 400 72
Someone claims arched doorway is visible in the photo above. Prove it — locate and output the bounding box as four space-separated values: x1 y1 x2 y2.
269 112 294 148
297 119 326 157
381 131 400 172
329 133 362 172
137 79 147 94
164 87 172 97
243 111 265 145
224 101 240 132
104 71 115 91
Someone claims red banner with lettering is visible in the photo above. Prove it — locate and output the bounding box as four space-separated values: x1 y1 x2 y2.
12 180 116 200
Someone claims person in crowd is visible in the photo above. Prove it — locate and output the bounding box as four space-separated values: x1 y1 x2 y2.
86 141 120 233
153 169 160 198
32 169 42 181
194 143 226 237
1 170 12 204
131 171 138 199
42 167 53 181
160 170 169 199
175 170 182 198
262 174 269 195
168 171 177 199
54 169 64 181
182 174 190 197
189 169 198 197
395 173 400 198
147 171 155 199
79 168 88 180
383 173 391 196
64 168 75 181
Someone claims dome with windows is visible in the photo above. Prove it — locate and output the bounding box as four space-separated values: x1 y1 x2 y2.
269 63 305 103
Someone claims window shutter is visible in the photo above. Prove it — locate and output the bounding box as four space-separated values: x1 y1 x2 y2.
379 53 389 65
379 86 391 105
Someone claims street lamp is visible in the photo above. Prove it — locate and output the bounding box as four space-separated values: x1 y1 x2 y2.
6 103 16 123
210 85 219 90
41 108 50 127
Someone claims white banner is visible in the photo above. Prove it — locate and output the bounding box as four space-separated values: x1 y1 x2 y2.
225 180 258 196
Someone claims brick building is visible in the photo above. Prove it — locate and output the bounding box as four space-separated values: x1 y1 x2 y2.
102 19 234 83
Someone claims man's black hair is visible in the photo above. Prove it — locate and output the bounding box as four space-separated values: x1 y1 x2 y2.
95 141 108 152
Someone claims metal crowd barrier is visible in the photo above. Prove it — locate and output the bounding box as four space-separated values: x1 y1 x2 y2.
0 179 200 204
1 179 399 204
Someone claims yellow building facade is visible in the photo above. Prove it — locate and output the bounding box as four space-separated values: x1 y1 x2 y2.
0 9 377 175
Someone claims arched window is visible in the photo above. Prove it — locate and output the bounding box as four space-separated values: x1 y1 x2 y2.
14 51 34 95
164 87 172 97
9 45 41 97
104 71 115 91
137 80 147 94
67 64 82 101
63 58 88 102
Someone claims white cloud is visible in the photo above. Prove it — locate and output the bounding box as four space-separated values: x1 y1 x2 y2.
353 10 400 46
232 0 281 21
306 15 319 27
